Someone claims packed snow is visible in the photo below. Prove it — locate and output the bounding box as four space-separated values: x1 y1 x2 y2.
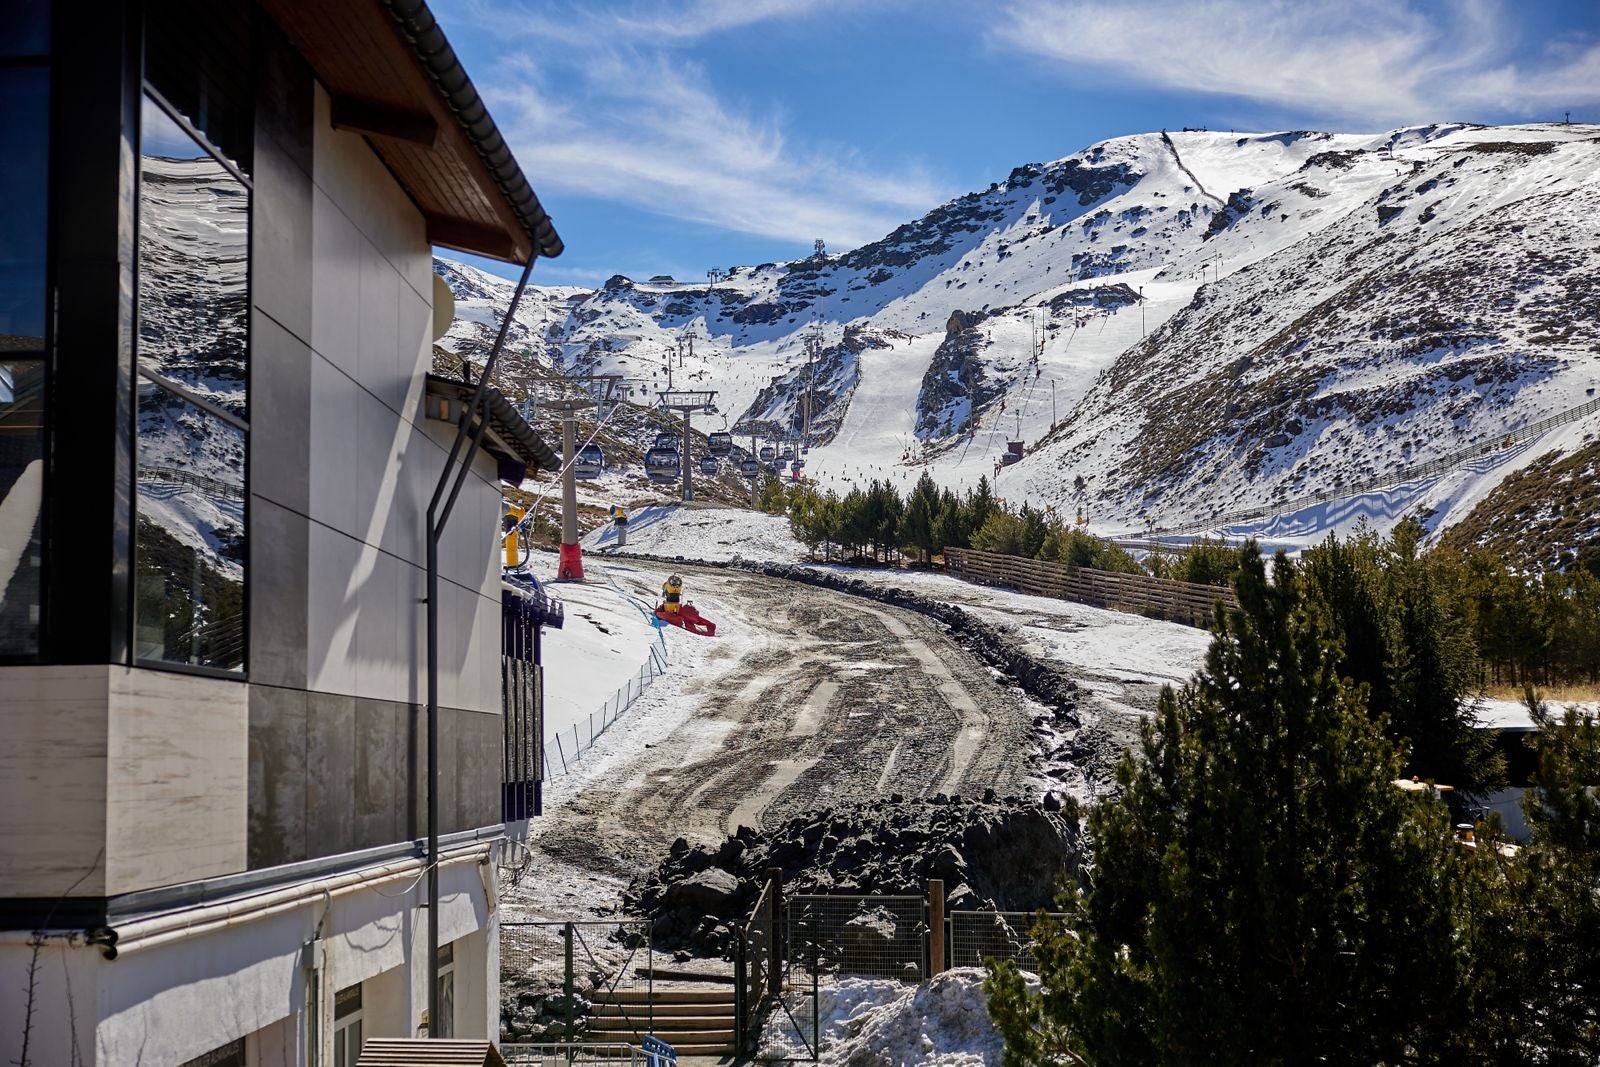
584 503 805 562
760 969 1019 1065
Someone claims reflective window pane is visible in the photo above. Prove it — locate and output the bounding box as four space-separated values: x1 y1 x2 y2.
138 95 249 419
134 384 245 670
0 361 44 655
0 68 49 352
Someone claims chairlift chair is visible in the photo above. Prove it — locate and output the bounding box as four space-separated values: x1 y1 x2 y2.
573 443 604 480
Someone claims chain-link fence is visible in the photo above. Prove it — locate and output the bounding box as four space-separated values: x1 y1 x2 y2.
948 910 1069 972
501 921 653 1046
787 894 927 985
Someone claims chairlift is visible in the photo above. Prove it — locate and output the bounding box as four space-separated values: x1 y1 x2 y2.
573 443 604 480
644 447 680 483
707 431 733 456
698 456 720 475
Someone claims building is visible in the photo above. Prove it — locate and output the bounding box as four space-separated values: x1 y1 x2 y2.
0 0 560 1063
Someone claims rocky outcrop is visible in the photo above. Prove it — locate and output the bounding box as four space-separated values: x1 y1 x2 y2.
625 794 1086 957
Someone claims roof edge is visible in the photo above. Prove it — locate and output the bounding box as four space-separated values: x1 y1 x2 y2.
382 0 564 261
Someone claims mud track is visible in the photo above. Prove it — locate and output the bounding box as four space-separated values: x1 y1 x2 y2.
538 566 1032 881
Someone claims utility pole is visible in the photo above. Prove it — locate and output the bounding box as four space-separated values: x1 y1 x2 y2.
659 389 716 502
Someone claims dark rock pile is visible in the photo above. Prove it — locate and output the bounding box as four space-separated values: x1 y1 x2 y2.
624 794 1086 958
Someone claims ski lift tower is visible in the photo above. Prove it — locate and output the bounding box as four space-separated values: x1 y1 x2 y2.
735 418 784 508
548 375 621 581
658 389 717 502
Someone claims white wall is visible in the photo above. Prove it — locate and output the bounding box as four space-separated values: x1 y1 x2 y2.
0 854 495 1067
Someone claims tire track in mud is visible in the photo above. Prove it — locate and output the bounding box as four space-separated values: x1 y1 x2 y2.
538 568 1032 874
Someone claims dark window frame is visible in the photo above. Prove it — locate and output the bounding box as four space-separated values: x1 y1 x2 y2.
0 38 53 666
129 34 253 680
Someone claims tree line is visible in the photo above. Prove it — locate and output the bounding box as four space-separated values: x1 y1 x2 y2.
777 475 1600 690
987 542 1600 1065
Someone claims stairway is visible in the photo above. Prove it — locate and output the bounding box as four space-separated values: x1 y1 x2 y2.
587 986 737 1059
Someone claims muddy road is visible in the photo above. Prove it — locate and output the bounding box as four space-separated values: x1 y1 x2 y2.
533 564 1034 886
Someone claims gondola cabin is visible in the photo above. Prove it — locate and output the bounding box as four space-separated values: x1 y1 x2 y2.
780 445 795 461
573 443 603 480
698 456 719 475
739 458 760 477
708 431 733 456
758 445 776 463
644 447 680 483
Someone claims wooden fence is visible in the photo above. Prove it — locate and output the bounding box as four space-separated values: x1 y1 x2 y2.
944 547 1237 629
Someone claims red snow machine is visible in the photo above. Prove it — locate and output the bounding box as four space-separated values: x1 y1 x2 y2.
656 602 717 637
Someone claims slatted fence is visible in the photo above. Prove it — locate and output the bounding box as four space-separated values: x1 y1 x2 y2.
944 547 1236 628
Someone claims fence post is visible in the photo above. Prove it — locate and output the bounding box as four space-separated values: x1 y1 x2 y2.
734 935 746 1058
563 922 575 1044
767 866 783 1000
927 879 946 976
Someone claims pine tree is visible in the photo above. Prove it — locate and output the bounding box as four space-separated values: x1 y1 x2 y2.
989 547 1476 1066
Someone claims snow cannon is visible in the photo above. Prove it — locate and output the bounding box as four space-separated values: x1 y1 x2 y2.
656 601 717 637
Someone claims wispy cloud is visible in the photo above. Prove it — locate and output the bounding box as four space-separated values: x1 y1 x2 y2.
990 0 1600 126
462 1 946 251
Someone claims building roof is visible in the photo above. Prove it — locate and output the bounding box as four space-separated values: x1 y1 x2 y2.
424 374 559 477
355 1039 508 1067
259 0 562 264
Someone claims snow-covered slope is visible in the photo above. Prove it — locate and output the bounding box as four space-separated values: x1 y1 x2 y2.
441 121 1600 557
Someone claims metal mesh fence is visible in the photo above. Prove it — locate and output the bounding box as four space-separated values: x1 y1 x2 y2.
501 921 653 1046
501 1044 648 1066
787 895 926 985
948 910 1068 972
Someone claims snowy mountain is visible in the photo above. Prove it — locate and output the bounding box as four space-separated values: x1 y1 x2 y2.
437 121 1600 561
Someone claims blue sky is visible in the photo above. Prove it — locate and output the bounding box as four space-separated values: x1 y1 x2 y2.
434 0 1600 286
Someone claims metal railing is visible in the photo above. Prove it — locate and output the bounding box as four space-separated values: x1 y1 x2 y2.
501 1044 653 1066
501 921 653 1046
546 631 668 778
948 910 1069 972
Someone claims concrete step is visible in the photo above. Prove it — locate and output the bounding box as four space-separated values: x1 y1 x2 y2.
597 988 735 1006
591 1028 734 1046
591 1013 735 1030
592 1003 734 1020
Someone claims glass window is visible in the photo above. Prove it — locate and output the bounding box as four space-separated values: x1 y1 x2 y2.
0 361 44 655
136 96 249 411
135 93 248 672
0 67 49 354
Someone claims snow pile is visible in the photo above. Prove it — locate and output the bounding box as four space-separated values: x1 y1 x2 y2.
761 969 1014 1066
584 503 804 562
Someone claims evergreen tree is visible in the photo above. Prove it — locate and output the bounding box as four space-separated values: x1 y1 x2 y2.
901 474 937 564
965 475 997 536
988 547 1476 1066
